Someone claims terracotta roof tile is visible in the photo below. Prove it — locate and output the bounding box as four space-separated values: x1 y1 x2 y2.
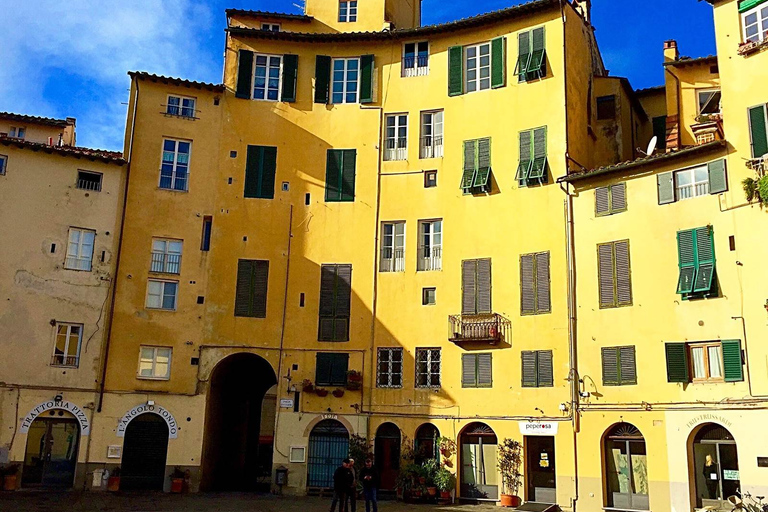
0 136 125 165
128 72 225 92
663 55 718 67
225 9 313 22
0 112 71 128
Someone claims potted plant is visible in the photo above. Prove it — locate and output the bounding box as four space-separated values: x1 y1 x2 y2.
332 388 345 398
434 465 456 503
315 388 329 397
1 464 20 491
346 371 362 391
422 459 440 497
497 438 523 507
107 466 121 492
169 467 185 493
301 379 314 392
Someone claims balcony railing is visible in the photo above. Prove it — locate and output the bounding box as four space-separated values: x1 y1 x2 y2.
162 104 199 119
448 313 511 345
380 248 405 272
65 256 92 271
384 138 408 161
151 252 182 274
402 55 429 77
420 137 444 159
77 177 102 191
417 246 442 271
51 355 79 367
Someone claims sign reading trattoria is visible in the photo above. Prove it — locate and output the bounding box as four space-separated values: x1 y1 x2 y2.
20 400 90 435
116 404 178 439
519 421 559 436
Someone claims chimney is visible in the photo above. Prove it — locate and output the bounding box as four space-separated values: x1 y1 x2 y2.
66 117 76 127
664 40 679 63
572 0 592 22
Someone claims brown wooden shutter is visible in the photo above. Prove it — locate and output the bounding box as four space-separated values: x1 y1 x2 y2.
235 260 254 317
462 354 477 387
521 351 537 387
619 346 637 384
601 347 619 385
476 258 492 314
536 252 551 313
597 243 616 308
462 260 477 315
537 350 553 387
520 254 535 315
595 187 610 216
614 241 632 306
477 353 492 387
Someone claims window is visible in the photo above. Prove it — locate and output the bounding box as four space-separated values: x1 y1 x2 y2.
595 183 627 216
319 264 352 341
420 111 443 159
384 114 408 161
422 287 436 305
244 145 277 199
596 95 616 120
403 42 429 77
9 126 25 139
236 50 297 103
234 259 269 318
253 54 283 101
76 170 102 191
151 239 182 274
325 149 356 202
465 43 492 93
0 155 7 175
665 340 743 383
675 166 710 200
377 348 403 388
316 352 349 386
380 222 405 272
418 220 442 271
657 160 727 204
461 353 492 388
160 139 190 191
166 95 196 118
520 251 551 315
515 27 546 82
461 138 492 193
676 226 717 298
146 280 178 310
424 170 437 188
201 216 212 251
52 323 82 367
597 240 632 308
742 2 768 43
261 23 280 31
521 350 553 388
64 228 95 271
338 0 357 22
652 116 667 150
332 58 360 104
601 346 637 385
515 127 548 186
697 89 722 116
416 348 441 388
462 258 491 315
748 104 768 158
138 346 172 379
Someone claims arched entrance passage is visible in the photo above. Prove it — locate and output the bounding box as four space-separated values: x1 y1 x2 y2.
375 422 401 491
415 423 440 463
460 422 498 500
121 413 169 490
603 423 649 511
307 419 349 489
201 353 277 491
691 423 739 508
21 412 80 488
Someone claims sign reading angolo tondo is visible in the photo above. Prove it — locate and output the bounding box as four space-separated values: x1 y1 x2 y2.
20 400 90 435
116 404 178 439
519 421 559 436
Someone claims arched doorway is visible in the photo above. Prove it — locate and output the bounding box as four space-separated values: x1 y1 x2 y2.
21 412 80 488
121 413 169 490
415 424 440 463
604 423 649 511
307 419 350 490
201 353 278 491
691 423 739 508
375 423 401 491
460 422 498 500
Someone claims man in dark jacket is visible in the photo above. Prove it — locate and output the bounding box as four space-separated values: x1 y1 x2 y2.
359 459 379 512
330 459 353 512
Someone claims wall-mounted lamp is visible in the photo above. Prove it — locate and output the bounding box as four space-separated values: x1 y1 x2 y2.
147 400 155 406
54 394 63 402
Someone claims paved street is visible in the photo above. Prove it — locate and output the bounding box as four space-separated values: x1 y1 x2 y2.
0 492 499 512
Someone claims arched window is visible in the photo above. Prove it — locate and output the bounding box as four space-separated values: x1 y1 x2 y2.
415 424 440 463
691 423 739 508
460 422 498 500
604 423 649 510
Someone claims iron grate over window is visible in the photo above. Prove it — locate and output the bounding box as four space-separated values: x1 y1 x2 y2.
77 171 102 192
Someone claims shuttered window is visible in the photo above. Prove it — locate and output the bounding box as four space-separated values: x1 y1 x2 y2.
449 38 504 96
234 259 269 318
595 183 627 216
515 127 547 186
281 54 299 102
325 149 356 202
514 27 546 82
657 160 728 205
315 55 332 103
236 50 254 99
521 350 554 388
749 104 768 158
316 353 349 386
601 346 637 386
318 264 352 341
462 258 492 315
448 46 464 96
520 252 551 315
462 353 493 388
676 226 716 297
460 138 492 193
597 240 632 308
665 341 743 383
235 51 297 102
244 145 277 199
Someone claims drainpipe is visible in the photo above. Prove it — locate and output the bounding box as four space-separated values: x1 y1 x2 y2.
731 316 768 398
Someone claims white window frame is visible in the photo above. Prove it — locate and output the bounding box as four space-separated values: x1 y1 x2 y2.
146 279 179 311
742 3 768 43
151 238 183 274
674 165 710 201
464 42 492 93
418 219 442 271
137 346 172 380
289 446 306 463
377 347 403 388
159 138 191 191
339 0 357 22
331 57 360 104
9 126 26 139
0 154 7 175
166 94 197 118
690 342 724 383
384 114 408 161
52 322 83 368
64 227 95 271
253 54 284 101
415 348 441 388
420 110 444 159
261 23 281 32
697 89 722 116
402 41 429 77
380 221 405 272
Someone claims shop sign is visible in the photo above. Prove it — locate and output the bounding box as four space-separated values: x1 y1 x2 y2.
684 414 733 430
116 404 178 439
724 469 740 481
519 421 559 436
20 399 90 435
280 399 294 409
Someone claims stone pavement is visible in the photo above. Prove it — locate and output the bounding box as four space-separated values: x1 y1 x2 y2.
0 492 499 512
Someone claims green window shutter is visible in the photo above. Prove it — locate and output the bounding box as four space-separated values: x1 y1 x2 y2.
281 54 299 102
601 348 620 385
315 353 333 385
491 37 506 89
528 27 546 78
461 140 477 191
473 138 492 188
595 187 610 216
515 130 533 181
740 0 768 13
245 146 277 200
462 354 477 387
652 116 667 149
610 183 627 212
614 241 632 306
325 150 342 201
676 229 697 295
260 146 277 199
597 243 617 308
318 265 338 340
657 172 675 205
521 351 538 387
477 353 492 387
476 258 492 314
749 105 768 158
708 159 728 194
360 55 375 104
520 254 536 315
448 46 464 96
619 346 637 385
665 343 690 383
340 150 357 202
462 259 478 315
537 350 553 387
333 264 352 341
234 259 269 318
330 353 350 386
536 252 551 313
528 127 548 180
515 31 531 79
236 50 254 99
314 55 332 104
235 260 254 316
722 340 744 382
693 226 716 294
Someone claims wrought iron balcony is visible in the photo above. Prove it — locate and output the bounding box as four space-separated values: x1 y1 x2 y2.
448 313 511 345
151 252 182 274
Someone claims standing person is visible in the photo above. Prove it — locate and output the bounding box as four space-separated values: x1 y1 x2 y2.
702 454 719 500
359 458 379 512
348 458 357 512
330 459 353 512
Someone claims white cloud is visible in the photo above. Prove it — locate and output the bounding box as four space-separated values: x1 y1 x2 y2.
0 0 220 150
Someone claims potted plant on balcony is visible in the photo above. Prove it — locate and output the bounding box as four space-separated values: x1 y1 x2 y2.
434 465 456 503
497 438 523 508
107 466 121 492
315 388 329 397
301 379 314 392
332 388 345 398
437 436 456 468
1 464 20 491
169 467 186 493
346 370 362 390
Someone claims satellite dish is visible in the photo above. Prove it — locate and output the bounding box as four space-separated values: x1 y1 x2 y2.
646 136 658 157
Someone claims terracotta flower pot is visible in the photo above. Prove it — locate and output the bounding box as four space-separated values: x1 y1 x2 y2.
3 475 18 491
332 389 345 398
427 486 437 496
107 476 120 492
500 494 521 508
440 490 451 500
315 389 329 397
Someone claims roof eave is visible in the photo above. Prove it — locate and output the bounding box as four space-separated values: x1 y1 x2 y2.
0 137 126 165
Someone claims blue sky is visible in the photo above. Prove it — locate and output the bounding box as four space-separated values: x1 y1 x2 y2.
0 0 716 150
